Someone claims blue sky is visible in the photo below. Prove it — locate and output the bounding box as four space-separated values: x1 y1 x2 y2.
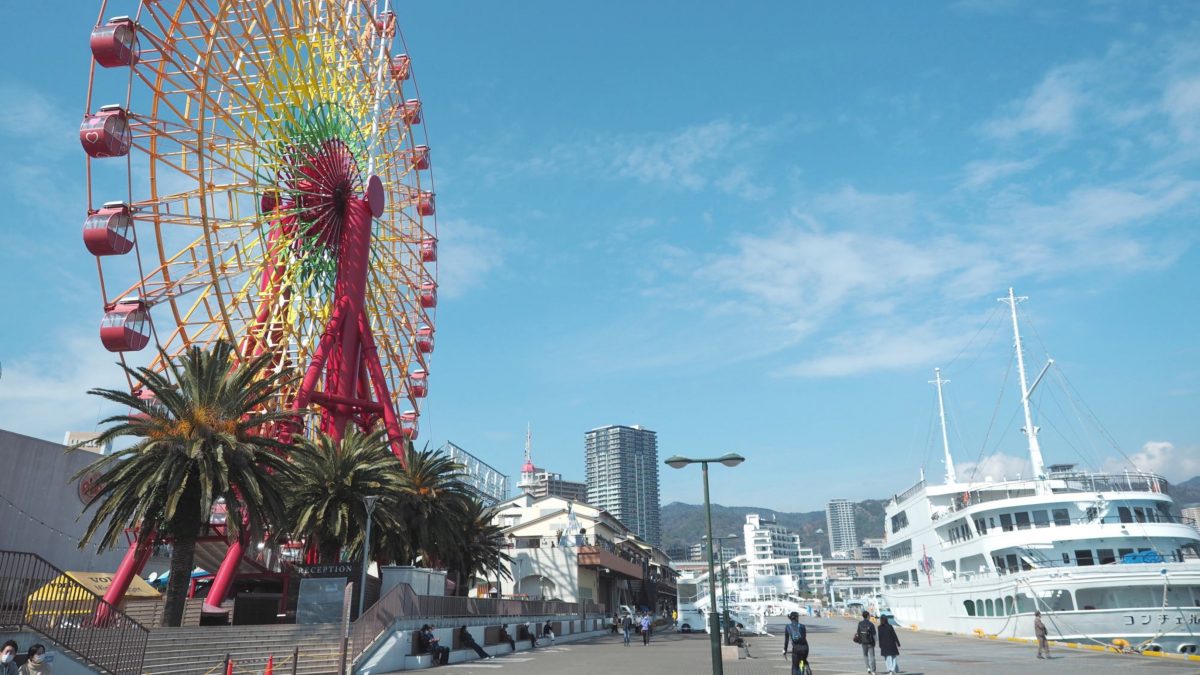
1 1 1198 513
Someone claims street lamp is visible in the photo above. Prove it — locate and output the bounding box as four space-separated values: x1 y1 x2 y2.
704 534 738 645
665 453 744 675
358 495 380 619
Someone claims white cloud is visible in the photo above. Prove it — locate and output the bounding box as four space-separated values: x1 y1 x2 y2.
1163 77 1200 143
779 323 980 378
985 68 1084 139
434 218 510 299
1103 441 1200 482
957 453 1033 483
961 157 1041 190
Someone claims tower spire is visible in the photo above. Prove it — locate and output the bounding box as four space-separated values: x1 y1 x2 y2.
931 367 957 483
519 422 537 493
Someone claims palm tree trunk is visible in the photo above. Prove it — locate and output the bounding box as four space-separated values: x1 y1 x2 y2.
162 531 197 627
162 482 203 628
319 537 341 564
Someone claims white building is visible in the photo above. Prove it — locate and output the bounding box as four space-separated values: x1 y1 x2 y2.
740 514 825 597
490 493 677 614
825 498 858 555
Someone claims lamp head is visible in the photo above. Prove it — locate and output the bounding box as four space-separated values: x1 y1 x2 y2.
718 453 745 467
664 455 692 469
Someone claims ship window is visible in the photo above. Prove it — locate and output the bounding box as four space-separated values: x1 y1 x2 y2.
1005 596 1016 615
1000 514 1014 532
995 597 1004 615
1006 554 1019 571
1097 549 1116 565
1052 508 1070 526
975 518 988 534
1134 507 1147 523
1016 592 1036 613
1061 553 1070 565
964 599 976 616
1044 589 1075 611
1075 550 1094 566
1032 510 1050 528
989 517 996 528
1118 506 1133 523
1118 548 1133 559
985 599 995 616
1015 512 1031 530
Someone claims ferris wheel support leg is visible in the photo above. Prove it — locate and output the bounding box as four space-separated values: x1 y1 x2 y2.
206 535 246 613
293 297 351 413
359 312 407 466
328 198 375 440
95 532 153 626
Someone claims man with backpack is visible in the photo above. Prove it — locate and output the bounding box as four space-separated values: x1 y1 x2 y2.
855 611 878 674
782 611 810 675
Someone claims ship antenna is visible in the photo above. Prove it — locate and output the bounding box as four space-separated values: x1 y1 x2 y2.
999 288 1046 481
931 368 957 483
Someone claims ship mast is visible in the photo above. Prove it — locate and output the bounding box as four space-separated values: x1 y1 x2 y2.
1000 288 1046 481
931 368 957 483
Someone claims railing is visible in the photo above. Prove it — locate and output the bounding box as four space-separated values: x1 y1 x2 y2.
349 582 603 662
0 550 149 675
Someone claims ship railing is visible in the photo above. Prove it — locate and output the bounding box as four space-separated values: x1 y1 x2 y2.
892 479 927 505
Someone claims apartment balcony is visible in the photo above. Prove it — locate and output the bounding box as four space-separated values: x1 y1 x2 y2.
578 545 644 578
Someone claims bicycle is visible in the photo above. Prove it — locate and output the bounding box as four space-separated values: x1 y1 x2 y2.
782 649 813 675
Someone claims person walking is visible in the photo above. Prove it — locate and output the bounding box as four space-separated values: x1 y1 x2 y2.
640 611 652 645
671 608 678 628
856 611 878 674
1034 611 1050 659
782 611 810 675
622 613 634 646
878 616 901 674
459 626 493 661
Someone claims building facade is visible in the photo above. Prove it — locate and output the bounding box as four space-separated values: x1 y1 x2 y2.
741 514 824 594
1182 506 1200 534
490 493 677 614
825 498 858 555
584 424 661 547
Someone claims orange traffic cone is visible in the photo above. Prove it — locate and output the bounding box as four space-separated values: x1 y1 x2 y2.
225 659 234 675
264 655 274 675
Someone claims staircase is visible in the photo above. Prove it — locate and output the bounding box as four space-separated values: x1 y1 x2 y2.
142 623 343 675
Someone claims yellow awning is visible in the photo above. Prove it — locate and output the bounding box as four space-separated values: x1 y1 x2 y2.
29 571 161 603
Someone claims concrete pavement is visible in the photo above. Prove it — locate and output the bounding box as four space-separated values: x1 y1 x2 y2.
432 616 1200 674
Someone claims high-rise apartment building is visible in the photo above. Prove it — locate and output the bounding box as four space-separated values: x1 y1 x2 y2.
826 498 858 555
1183 506 1200 535
584 424 661 547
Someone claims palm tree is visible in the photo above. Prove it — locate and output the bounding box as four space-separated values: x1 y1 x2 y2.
442 498 511 597
378 443 470 569
282 428 403 563
73 341 295 627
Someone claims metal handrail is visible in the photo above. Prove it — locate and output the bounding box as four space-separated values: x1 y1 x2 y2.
0 550 149 675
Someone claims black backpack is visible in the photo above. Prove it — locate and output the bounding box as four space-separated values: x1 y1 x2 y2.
857 621 875 645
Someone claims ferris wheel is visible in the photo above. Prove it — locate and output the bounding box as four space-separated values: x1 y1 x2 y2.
83 0 436 446
81 0 438 609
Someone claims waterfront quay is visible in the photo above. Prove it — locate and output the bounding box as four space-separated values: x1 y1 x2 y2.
438 616 1199 675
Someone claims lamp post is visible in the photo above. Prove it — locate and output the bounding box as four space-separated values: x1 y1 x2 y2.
704 534 738 645
358 495 380 619
665 453 745 675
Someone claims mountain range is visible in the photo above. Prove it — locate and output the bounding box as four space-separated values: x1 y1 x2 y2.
661 475 1200 557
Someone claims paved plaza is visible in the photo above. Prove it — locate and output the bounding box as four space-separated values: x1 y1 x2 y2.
437 617 1199 675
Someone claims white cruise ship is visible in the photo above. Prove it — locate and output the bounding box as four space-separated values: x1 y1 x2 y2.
881 289 1200 654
